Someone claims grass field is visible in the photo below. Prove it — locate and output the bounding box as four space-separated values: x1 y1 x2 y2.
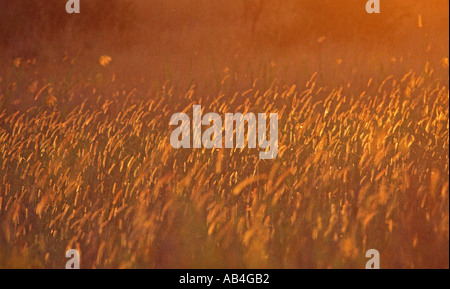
0 1 448 268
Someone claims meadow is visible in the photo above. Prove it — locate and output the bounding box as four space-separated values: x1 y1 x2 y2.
0 0 448 268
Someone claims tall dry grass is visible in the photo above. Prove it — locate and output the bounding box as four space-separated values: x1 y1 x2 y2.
0 58 448 268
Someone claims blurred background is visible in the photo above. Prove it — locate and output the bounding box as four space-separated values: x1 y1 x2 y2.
0 0 448 101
